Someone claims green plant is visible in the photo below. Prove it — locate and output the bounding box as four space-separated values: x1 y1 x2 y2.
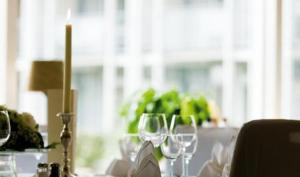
0 105 44 151
120 88 211 133
119 88 211 159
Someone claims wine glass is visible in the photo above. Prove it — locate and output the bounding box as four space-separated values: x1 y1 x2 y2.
0 110 15 177
138 113 168 147
180 134 198 176
0 110 10 146
170 115 197 177
119 134 141 162
161 134 181 177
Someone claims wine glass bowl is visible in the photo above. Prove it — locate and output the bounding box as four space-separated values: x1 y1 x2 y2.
173 128 197 148
138 113 168 147
170 115 197 177
0 110 15 177
180 134 198 159
170 115 197 148
161 135 181 160
0 111 10 147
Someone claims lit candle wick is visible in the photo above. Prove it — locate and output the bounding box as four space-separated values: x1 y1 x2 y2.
67 9 71 23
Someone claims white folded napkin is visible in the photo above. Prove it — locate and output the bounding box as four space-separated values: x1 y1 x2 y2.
221 139 236 177
198 141 235 177
106 159 130 177
129 141 161 177
135 141 155 166
221 163 231 177
105 139 133 177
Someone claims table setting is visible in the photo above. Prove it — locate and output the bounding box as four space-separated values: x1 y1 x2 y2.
0 7 237 177
0 9 76 177
0 107 56 177
105 113 236 177
0 101 237 177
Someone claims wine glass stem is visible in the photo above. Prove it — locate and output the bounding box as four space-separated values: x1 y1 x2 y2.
184 158 190 177
182 147 187 177
169 159 175 177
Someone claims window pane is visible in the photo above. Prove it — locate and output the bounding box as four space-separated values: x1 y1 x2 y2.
284 0 300 118
0 0 6 102
233 62 247 124
164 0 223 52
291 60 300 117
73 67 103 133
76 0 104 15
233 0 252 49
165 62 222 105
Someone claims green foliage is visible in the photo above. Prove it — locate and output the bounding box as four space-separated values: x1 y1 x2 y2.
119 88 211 159
0 105 44 151
45 142 60 149
76 134 104 168
120 88 211 133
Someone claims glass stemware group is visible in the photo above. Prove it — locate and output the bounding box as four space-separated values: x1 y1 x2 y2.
136 113 198 177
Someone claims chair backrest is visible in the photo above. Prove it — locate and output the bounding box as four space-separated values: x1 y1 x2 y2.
174 127 239 176
230 119 300 177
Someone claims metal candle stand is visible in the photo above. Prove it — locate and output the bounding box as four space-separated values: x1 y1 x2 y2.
57 112 74 177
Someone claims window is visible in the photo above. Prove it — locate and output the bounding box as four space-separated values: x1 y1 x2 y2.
283 0 300 118
1 0 292 173
76 0 104 15
0 0 6 103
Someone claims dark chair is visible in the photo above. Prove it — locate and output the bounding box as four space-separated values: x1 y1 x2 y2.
230 119 300 177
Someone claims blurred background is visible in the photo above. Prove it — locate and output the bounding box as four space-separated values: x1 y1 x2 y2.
0 0 299 173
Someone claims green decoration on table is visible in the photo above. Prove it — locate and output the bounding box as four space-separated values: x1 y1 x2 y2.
0 105 50 151
119 88 211 159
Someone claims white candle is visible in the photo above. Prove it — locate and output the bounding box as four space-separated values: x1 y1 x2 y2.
63 9 72 113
